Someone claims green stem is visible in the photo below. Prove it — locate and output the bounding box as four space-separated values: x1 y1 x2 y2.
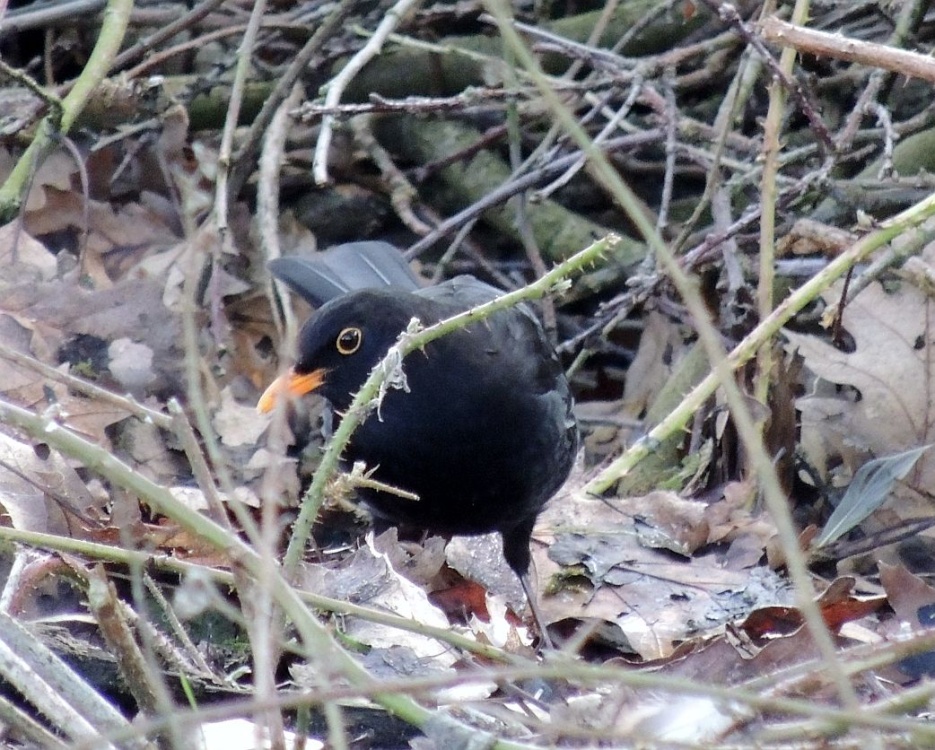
0 0 134 220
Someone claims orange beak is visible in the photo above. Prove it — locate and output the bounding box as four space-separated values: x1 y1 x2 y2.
256 368 326 414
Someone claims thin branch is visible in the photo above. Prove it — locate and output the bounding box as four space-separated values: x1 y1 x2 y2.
312 0 423 184
700 1 835 153
228 0 355 199
0 0 133 220
761 15 935 84
111 0 228 72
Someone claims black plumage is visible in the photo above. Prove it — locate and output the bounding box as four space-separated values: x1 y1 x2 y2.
260 241 578 641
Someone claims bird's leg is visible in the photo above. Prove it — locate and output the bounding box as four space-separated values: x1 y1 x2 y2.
518 570 554 650
502 519 554 649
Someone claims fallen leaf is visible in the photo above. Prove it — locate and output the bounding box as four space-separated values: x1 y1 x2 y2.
213 386 270 447
0 432 100 535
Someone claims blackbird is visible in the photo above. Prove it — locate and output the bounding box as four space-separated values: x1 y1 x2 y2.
259 241 578 639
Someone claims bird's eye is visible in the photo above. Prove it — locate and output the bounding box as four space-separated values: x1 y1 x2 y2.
336 327 362 355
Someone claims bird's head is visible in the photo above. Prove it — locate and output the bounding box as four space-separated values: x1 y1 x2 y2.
257 289 422 413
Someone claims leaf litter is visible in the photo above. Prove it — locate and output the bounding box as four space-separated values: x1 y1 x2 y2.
5 5 935 748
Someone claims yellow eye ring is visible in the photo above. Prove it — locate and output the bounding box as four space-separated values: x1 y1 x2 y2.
336 327 362 355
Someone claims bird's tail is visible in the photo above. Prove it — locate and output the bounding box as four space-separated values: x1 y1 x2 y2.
268 241 421 306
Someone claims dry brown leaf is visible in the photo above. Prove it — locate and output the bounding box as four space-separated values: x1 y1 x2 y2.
740 577 884 640
629 490 709 556
167 486 260 511
786 278 933 465
446 532 526 613
0 222 57 279
0 324 131 446
620 310 690 419
0 432 102 536
533 491 790 659
299 533 463 661
213 386 270 448
880 562 935 628
0 275 158 447
113 419 179 484
24 188 177 269
3 276 183 396
785 247 935 535
0 147 77 213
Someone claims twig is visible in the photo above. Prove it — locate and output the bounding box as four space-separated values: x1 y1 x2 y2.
0 0 105 34
760 15 935 84
754 0 811 440
6 508 935 742
213 0 266 238
166 399 234 532
503 41 555 334
537 78 642 199
510 18 637 73
834 70 884 154
211 14 293 739
255 83 311 750
257 82 304 342
700 2 835 154
404 130 663 258
312 0 423 185
298 80 621 119
0 56 62 107
228 0 354 199
85 567 173 728
111 0 228 72
411 122 510 182
586 187 935 495
0 609 131 749
0 0 132 220
0 525 507 661
0 397 445 737
0 342 240 536
121 24 248 80
656 72 677 234
867 101 896 179
351 114 433 235
56 628 935 746
671 48 761 254
0 342 170 428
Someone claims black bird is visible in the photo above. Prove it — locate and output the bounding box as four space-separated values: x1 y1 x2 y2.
259 241 578 641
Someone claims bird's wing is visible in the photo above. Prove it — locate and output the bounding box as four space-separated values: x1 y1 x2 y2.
415 275 501 309
269 241 422 306
418 275 563 393
418 275 547 332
